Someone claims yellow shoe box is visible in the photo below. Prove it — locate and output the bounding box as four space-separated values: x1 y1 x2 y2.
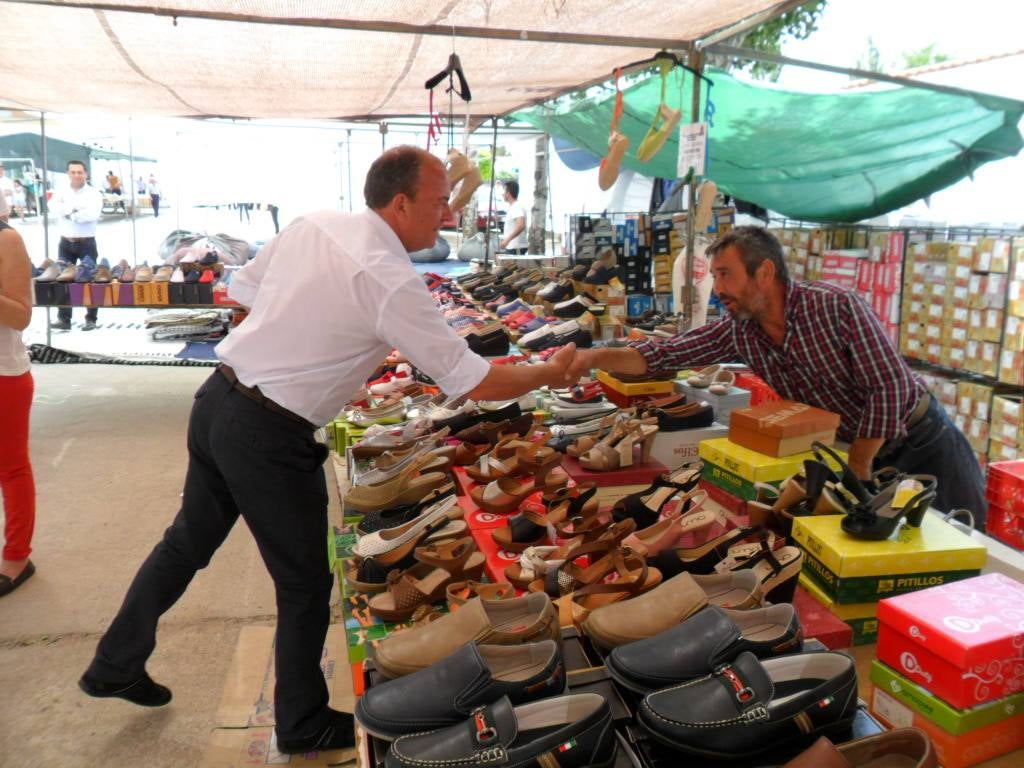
792 513 986 581
697 437 844 484
595 368 676 396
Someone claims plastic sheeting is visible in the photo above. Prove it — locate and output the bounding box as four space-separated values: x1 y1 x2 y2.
514 67 1024 221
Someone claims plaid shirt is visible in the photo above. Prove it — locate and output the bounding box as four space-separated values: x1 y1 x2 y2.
629 280 925 443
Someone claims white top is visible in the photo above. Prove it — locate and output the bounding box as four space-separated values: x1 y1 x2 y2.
0 225 30 376
147 180 161 196
503 201 528 249
49 183 103 238
217 209 491 426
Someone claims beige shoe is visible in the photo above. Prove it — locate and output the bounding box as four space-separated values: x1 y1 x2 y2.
372 592 560 679
582 569 763 650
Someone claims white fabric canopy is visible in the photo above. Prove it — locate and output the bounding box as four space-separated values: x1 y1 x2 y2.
0 0 789 118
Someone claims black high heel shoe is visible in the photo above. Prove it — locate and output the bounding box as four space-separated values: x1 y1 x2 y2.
841 475 937 540
611 461 702 528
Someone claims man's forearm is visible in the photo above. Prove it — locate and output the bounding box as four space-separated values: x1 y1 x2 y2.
847 437 886 480
467 359 568 401
570 346 648 379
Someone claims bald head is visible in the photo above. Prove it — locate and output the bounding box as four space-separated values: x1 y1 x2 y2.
364 146 445 210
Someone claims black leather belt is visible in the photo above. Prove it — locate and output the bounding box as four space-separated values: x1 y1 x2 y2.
906 391 931 429
61 236 95 242
218 364 313 428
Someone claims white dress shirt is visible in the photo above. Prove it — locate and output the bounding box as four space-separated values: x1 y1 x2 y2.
50 183 103 238
217 209 491 426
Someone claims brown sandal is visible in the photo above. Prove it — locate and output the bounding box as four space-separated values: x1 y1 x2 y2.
368 537 485 622
445 580 515 607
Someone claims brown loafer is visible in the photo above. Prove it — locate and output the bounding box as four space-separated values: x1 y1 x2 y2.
783 728 937 768
372 592 559 679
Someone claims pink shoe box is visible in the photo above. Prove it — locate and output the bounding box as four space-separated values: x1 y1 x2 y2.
792 583 853 650
877 572 1024 709
112 282 134 306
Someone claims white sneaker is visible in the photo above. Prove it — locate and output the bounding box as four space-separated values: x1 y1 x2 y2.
369 363 414 395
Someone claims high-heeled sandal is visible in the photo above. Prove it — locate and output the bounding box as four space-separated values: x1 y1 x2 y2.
567 549 662 627
598 68 629 191
636 59 682 162
344 452 452 513
368 537 485 622
463 436 533 483
621 489 715 557
651 526 772 579
565 412 623 458
841 475 937 541
611 461 703 527
504 542 580 590
579 421 658 471
353 493 465 559
470 470 569 515
527 520 637 597
490 482 594 553
726 540 804 604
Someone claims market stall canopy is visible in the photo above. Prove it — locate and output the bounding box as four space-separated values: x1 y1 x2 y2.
0 0 792 118
0 132 155 174
513 66 1024 222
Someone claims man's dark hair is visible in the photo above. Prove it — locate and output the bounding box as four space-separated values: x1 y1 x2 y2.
504 180 519 200
706 225 788 282
364 146 428 209
67 160 87 172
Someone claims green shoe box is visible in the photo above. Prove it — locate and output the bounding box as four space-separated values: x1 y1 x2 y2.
870 659 1024 735
700 460 765 501
799 546 981 604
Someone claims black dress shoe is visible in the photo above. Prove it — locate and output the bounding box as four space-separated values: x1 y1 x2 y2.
0 559 35 596
386 693 616 768
605 604 804 693
277 709 356 754
356 640 564 740
78 671 173 706
637 650 858 759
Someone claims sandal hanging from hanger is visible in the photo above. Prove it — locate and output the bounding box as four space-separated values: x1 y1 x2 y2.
636 58 681 163
598 68 630 191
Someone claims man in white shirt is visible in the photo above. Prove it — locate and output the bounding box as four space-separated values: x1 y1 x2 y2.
49 160 104 330
499 179 529 254
0 163 13 213
80 146 580 755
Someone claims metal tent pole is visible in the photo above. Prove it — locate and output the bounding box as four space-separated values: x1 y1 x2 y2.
40 110 52 346
128 117 137 264
346 128 353 211
682 46 704 325
484 116 499 267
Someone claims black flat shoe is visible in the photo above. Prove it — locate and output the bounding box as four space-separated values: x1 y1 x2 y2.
0 559 35 597
637 650 858 759
386 693 616 768
356 641 564 741
277 709 356 754
78 671 172 707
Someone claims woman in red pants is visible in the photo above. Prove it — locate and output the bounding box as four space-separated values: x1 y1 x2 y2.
0 196 36 597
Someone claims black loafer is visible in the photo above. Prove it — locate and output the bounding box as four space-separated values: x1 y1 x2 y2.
0 559 35 597
386 693 616 768
356 640 564 740
606 604 804 693
277 709 356 754
78 671 172 707
637 650 858 759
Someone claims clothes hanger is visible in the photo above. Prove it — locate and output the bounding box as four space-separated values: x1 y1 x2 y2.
424 52 472 102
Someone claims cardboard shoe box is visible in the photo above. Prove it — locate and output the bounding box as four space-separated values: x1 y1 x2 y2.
727 400 840 457
792 514 987 604
870 661 1024 768
876 572 1024 709
673 379 751 424
649 422 728 470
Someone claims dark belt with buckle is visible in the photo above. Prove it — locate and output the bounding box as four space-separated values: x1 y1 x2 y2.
906 391 931 429
61 236 95 242
218 364 313 428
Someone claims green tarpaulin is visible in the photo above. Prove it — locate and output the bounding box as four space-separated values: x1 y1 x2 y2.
0 133 155 175
513 67 1024 222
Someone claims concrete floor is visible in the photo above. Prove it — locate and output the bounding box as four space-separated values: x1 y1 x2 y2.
0 364 337 768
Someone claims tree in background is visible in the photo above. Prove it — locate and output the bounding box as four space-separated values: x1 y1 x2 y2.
712 1 828 81
902 44 952 69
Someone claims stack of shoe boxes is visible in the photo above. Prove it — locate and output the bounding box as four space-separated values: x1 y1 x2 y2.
792 514 987 646
900 240 973 370
862 231 904 346
650 213 674 294
1000 243 1024 386
955 380 995 471
869 573 1024 768
965 237 1009 379
985 459 1024 550
989 394 1023 463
